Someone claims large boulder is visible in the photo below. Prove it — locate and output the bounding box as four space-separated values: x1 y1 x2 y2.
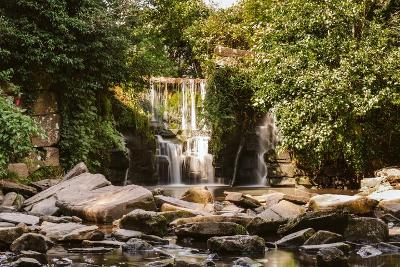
10 233 51 253
258 200 305 221
170 215 253 227
309 194 378 214
278 211 350 235
24 173 111 215
343 217 388 243
0 225 28 249
175 222 247 240
154 195 213 215
224 192 261 209
180 186 213 204
369 190 400 218
118 209 168 237
0 213 39 226
39 221 103 241
57 185 156 223
0 180 37 198
316 247 349 267
1 193 24 210
276 228 315 248
303 230 343 245
207 235 265 255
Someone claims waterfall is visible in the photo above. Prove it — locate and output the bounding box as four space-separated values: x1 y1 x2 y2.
255 114 278 185
155 135 183 184
150 77 217 185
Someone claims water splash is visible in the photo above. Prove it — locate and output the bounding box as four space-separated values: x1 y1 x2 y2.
155 135 183 184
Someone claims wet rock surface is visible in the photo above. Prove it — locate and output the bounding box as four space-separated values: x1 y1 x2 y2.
207 235 265 255
118 209 168 236
316 247 348 267
175 222 247 240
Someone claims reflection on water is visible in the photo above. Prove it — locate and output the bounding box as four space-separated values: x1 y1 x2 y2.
46 244 400 267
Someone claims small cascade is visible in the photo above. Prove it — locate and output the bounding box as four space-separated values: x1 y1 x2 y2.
150 78 217 185
155 135 183 184
255 114 278 185
123 147 131 186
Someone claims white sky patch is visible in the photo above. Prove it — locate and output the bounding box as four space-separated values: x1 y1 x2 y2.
205 0 238 9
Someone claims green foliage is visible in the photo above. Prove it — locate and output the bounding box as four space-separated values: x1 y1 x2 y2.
204 65 257 159
24 166 63 184
0 89 43 176
249 0 400 176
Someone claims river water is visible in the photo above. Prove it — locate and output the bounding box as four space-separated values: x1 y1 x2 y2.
45 186 400 267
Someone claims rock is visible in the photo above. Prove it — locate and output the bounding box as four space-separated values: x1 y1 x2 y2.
375 166 400 186
29 179 60 192
207 235 265 255
154 195 213 215
309 194 378 214
56 184 156 223
11 257 42 267
160 203 205 217
369 190 400 218
32 91 58 115
118 209 168 236
122 238 153 252
0 225 28 249
357 245 382 258
0 222 15 227
51 257 73 266
170 215 253 227
344 217 388 243
175 259 204 267
276 228 315 248
258 200 305 221
7 164 29 179
359 177 391 195
175 222 247 240
377 200 400 218
111 228 168 245
67 247 114 253
24 173 111 215
42 147 60 166
18 251 47 264
39 221 103 241
247 216 287 236
303 230 343 245
40 215 82 224
145 259 174 267
181 186 213 204
29 197 58 215
224 192 261 209
255 192 284 208
10 233 51 253
2 192 24 209
316 247 348 267
214 201 244 214
282 194 310 205
300 242 351 253
31 114 60 147
159 209 197 223
232 257 261 267
0 213 39 226
278 211 350 235
63 162 88 181
0 181 37 198
82 240 124 248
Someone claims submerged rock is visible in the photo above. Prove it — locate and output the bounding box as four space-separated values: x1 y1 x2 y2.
118 209 168 237
10 233 52 253
276 228 315 248
67 247 114 253
175 222 247 240
309 194 378 214
82 240 125 248
207 235 265 255
18 251 47 264
300 242 351 253
145 259 174 267
357 245 383 258
11 257 42 267
122 238 153 252
303 230 343 245
232 257 262 267
343 217 388 243
180 186 213 204
39 221 103 241
316 247 348 267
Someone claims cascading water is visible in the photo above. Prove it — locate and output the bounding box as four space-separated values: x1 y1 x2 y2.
151 78 215 185
255 114 278 185
155 135 183 184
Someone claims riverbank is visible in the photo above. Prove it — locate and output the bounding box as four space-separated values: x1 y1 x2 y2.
0 163 399 266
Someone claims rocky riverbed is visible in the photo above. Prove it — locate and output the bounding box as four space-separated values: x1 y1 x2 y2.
0 163 400 266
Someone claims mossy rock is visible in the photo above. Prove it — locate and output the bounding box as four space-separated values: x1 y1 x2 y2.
118 209 168 237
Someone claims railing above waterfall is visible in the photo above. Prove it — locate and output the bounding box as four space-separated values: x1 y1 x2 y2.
150 77 216 185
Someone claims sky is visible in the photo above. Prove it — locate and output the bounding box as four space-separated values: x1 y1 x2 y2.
205 0 238 9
